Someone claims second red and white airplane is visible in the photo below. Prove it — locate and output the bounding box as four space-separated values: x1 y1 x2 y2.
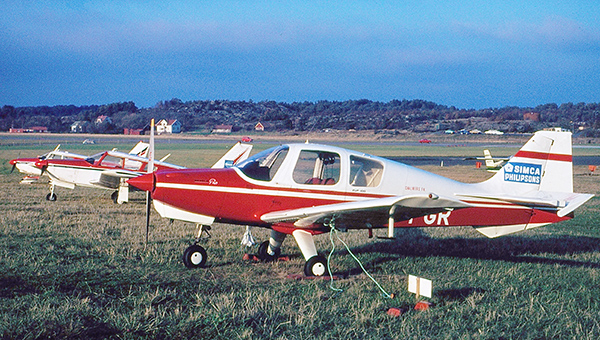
128 129 593 276
13 139 252 203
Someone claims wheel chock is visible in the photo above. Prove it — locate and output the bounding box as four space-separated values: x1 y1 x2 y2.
414 301 433 311
386 307 406 317
243 254 290 262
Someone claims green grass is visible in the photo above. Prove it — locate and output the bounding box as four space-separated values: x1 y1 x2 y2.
0 138 600 339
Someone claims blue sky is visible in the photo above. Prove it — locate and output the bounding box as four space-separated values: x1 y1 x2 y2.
1 1 599 109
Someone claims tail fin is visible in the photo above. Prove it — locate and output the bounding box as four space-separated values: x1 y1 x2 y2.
483 150 495 168
211 142 253 168
129 141 150 157
482 129 573 194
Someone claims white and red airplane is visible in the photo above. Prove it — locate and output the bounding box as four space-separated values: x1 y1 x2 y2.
128 129 593 277
9 144 97 183
465 149 510 172
23 139 252 203
10 141 155 201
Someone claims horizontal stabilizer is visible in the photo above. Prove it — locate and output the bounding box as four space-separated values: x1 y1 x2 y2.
458 193 561 208
557 193 594 217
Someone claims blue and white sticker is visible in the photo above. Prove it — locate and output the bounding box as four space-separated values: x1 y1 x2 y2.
504 162 542 184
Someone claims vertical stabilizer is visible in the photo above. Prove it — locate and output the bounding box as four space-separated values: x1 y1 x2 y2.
482 130 573 194
483 149 495 168
212 142 253 168
129 141 150 157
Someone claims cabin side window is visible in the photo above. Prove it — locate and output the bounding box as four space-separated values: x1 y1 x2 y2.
349 156 383 187
293 150 340 185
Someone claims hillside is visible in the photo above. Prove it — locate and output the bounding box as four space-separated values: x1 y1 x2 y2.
2 99 600 136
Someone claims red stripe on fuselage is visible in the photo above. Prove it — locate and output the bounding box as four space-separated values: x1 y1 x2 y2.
514 150 572 162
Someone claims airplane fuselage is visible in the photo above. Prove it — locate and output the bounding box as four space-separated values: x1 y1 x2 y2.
137 143 570 235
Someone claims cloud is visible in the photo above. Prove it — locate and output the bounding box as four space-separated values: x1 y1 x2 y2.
451 16 600 52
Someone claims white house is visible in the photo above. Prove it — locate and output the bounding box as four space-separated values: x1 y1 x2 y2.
156 119 182 134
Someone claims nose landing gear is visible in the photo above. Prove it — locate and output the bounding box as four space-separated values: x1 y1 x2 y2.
182 224 211 268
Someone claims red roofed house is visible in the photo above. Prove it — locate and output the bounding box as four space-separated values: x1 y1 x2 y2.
95 115 112 124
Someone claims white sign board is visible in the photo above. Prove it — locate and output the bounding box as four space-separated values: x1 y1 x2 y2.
408 275 432 298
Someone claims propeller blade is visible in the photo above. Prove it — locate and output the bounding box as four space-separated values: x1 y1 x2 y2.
11 163 16 173
145 191 151 247
144 118 155 249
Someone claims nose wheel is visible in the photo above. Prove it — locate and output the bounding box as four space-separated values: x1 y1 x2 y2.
182 244 207 268
46 184 57 201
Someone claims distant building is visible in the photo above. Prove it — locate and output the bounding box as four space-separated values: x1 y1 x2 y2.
29 126 48 133
212 124 233 133
95 115 112 124
10 126 49 133
71 121 87 133
124 128 143 135
255 122 265 131
156 119 182 134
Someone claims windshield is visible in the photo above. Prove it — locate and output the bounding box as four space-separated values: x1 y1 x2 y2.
236 145 289 181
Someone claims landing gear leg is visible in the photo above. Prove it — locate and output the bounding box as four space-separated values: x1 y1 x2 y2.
182 224 211 268
292 229 328 277
114 180 129 204
257 230 285 261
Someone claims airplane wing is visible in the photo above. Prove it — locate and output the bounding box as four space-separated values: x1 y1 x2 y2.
105 150 185 169
261 193 472 228
90 169 143 189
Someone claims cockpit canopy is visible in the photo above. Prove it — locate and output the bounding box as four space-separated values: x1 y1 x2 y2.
236 144 385 188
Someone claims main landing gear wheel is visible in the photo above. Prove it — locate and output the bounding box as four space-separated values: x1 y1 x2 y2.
182 244 207 268
45 193 57 201
257 241 281 261
304 255 328 277
111 191 118 204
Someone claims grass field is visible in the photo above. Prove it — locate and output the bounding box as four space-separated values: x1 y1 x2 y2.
1 138 600 339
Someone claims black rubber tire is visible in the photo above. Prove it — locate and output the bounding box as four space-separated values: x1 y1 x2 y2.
111 191 118 204
46 193 57 201
257 240 280 261
304 255 328 277
182 244 208 268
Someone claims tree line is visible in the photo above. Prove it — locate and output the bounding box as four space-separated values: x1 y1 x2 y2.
2 99 600 136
